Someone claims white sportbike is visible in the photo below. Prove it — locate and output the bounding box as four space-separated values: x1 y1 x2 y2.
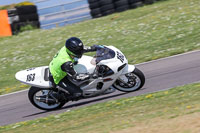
15 45 145 110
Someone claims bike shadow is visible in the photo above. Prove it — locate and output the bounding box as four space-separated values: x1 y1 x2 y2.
23 91 129 118
63 92 128 109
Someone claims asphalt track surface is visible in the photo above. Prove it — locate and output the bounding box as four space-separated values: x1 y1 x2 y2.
0 50 200 126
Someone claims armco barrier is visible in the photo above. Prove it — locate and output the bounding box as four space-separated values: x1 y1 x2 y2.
0 10 12 37
36 0 91 29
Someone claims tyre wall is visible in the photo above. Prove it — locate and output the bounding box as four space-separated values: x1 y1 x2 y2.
7 5 40 34
88 0 158 18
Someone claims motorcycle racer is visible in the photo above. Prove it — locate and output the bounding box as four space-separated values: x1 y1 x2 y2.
49 37 97 99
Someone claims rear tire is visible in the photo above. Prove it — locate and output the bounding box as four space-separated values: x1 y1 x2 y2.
113 68 145 92
28 87 66 111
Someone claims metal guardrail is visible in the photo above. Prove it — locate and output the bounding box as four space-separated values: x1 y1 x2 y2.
37 0 86 10
39 5 89 20
33 0 91 29
42 14 91 27
33 0 49 3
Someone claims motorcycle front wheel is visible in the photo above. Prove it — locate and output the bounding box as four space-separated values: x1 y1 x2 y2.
28 87 66 111
113 67 145 92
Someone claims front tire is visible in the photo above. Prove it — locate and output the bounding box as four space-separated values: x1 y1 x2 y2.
113 68 145 92
28 87 66 111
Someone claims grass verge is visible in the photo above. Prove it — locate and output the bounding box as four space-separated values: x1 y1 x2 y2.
0 82 200 133
0 0 200 94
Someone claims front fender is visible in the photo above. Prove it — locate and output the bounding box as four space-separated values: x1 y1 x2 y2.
121 64 135 75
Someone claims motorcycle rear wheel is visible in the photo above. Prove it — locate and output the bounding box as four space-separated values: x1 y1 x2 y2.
28 87 66 111
113 67 145 92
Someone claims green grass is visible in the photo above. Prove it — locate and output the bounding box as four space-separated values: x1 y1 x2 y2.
0 0 200 94
1 82 200 133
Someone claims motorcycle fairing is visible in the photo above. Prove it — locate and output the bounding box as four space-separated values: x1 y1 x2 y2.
15 66 51 88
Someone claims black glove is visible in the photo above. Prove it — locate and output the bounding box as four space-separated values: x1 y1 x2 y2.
75 73 90 81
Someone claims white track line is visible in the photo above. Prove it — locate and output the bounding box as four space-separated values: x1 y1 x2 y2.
0 89 28 98
137 49 200 66
1 50 200 98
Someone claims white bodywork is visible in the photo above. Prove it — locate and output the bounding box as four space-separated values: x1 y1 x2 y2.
15 46 135 97
15 66 50 88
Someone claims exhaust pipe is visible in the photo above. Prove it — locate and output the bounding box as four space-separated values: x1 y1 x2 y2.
36 96 56 104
